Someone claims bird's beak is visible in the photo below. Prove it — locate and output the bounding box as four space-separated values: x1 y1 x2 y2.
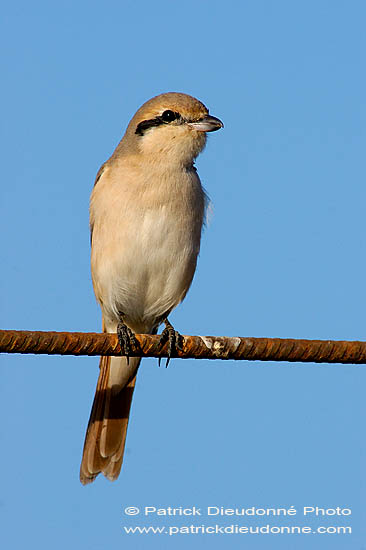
188 115 224 132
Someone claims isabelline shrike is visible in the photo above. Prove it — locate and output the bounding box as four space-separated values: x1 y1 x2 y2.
80 92 223 484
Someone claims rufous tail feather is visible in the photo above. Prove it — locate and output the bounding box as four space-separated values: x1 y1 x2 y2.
80 353 140 485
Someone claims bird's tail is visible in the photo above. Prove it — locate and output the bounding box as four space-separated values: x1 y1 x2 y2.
80 330 141 485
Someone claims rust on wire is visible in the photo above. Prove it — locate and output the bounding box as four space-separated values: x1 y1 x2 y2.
0 329 366 364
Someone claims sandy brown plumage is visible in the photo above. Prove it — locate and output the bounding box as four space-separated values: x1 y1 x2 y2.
80 92 223 484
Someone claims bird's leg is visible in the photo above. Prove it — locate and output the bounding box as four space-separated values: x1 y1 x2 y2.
117 315 137 364
159 318 184 367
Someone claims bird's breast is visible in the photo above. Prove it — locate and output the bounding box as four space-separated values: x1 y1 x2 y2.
90 164 206 331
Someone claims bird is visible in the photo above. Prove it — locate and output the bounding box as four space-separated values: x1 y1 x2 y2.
80 92 223 484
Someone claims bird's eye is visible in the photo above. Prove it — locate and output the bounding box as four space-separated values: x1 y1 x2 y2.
161 110 178 122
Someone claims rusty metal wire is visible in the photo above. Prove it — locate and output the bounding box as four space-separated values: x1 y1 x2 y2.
0 329 366 364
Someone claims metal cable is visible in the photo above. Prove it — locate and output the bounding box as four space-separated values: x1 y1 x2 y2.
0 329 365 364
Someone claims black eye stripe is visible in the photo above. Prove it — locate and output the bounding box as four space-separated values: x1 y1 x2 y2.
135 110 181 136
135 118 163 136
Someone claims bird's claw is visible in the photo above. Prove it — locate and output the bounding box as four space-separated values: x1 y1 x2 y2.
159 320 184 367
117 321 137 364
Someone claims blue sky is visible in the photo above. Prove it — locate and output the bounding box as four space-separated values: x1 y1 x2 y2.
1 1 365 548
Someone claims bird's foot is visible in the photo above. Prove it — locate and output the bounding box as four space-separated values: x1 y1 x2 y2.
159 319 184 367
117 320 137 364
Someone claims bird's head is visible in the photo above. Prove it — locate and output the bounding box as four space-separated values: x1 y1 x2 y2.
121 92 223 166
